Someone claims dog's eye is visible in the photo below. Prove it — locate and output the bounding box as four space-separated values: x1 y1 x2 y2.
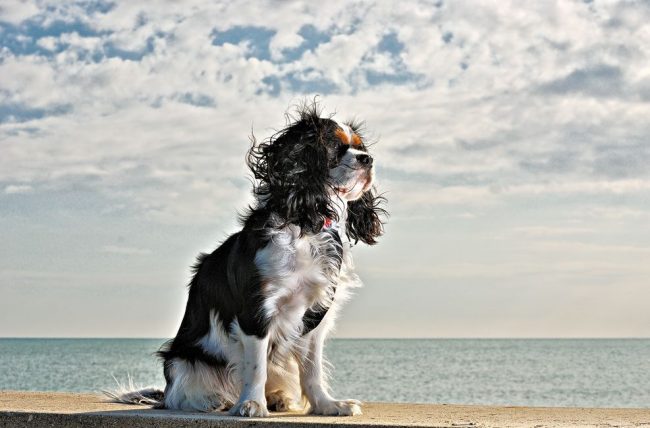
330 144 349 166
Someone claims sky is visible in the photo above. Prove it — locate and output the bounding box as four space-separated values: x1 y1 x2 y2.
1 0 649 338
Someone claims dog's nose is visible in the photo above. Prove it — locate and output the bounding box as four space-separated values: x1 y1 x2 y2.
356 154 373 167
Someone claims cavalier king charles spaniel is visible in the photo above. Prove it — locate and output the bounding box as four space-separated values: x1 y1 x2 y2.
108 103 386 417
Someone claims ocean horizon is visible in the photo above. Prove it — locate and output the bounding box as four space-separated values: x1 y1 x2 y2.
1 338 649 408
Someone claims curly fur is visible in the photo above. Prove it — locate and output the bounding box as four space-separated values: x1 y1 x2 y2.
346 189 387 245
247 104 336 234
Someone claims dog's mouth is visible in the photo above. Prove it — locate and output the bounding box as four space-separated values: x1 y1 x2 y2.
361 177 372 192
360 168 374 192
335 171 373 195
334 186 350 194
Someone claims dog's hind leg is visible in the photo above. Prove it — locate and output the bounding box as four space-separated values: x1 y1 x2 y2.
265 356 302 412
162 358 235 412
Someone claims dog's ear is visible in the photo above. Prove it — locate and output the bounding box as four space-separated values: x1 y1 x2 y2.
346 188 386 245
247 110 335 234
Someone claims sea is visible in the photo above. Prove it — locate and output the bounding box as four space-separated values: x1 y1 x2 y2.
1 338 649 408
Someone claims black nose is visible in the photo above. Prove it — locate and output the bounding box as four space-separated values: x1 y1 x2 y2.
356 154 373 167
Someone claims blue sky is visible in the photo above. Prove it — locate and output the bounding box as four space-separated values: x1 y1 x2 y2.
1 0 649 337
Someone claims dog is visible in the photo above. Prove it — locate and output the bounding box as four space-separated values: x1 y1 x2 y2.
107 103 385 417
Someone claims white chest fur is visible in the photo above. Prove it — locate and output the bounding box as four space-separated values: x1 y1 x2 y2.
254 225 344 344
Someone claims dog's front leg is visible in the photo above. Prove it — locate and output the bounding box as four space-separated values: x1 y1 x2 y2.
299 329 362 416
230 333 270 417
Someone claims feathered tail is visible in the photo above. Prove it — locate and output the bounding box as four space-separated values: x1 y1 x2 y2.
102 376 165 408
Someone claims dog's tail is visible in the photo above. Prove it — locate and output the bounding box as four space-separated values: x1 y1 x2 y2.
102 376 165 408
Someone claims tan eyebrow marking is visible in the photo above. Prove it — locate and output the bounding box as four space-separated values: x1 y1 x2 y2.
335 128 350 145
351 133 362 146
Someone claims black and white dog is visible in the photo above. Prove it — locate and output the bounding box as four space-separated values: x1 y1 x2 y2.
109 103 385 417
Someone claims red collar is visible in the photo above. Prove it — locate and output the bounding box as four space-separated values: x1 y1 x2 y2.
323 217 333 229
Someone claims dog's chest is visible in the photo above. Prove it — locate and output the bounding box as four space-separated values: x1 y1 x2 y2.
254 227 342 338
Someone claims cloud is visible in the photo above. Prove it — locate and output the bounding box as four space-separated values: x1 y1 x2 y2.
212 25 276 61
0 103 72 123
537 64 624 97
0 0 40 25
4 184 33 194
278 24 331 61
592 140 650 179
519 151 578 175
1 0 650 220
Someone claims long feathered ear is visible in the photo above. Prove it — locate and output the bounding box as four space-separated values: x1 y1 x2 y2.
346 188 387 245
246 108 336 234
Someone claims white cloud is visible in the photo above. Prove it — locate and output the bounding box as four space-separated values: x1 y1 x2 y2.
4 184 33 194
36 36 58 51
0 0 40 24
1 1 649 219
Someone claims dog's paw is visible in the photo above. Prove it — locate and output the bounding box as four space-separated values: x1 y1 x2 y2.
266 390 298 412
229 399 269 417
310 399 362 416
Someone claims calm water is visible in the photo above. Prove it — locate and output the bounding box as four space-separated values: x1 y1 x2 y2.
1 339 649 408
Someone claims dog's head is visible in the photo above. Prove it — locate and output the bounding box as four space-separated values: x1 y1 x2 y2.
247 102 386 244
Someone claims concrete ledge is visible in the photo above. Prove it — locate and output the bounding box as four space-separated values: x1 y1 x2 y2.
1 391 650 427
